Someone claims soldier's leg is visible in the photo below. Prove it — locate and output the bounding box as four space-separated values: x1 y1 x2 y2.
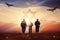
36 26 39 33
29 27 30 33
36 27 38 32
23 27 26 33
29 27 32 33
36 27 37 32
22 27 24 33
37 26 39 32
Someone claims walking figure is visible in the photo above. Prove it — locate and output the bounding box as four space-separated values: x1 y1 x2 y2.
21 19 27 33
35 19 40 33
29 22 33 33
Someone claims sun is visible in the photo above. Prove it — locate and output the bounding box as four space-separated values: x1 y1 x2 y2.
25 17 36 26
25 18 30 25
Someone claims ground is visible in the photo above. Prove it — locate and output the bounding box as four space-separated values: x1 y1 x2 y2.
0 32 60 40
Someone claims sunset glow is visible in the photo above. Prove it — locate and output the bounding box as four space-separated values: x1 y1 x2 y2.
0 0 60 33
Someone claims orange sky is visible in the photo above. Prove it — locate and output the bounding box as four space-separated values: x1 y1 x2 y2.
0 21 60 33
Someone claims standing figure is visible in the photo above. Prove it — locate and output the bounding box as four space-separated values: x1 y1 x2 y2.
35 19 40 33
29 22 33 33
21 19 27 33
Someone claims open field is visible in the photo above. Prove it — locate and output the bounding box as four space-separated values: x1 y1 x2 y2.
0 32 60 40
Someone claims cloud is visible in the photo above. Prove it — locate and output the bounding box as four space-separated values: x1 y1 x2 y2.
0 0 44 8
1 0 60 8
38 0 60 8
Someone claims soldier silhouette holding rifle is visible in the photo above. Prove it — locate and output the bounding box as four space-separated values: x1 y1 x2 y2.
35 19 40 33
29 22 33 33
21 19 27 33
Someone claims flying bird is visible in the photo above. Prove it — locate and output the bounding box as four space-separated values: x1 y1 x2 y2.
5 2 14 7
47 6 58 12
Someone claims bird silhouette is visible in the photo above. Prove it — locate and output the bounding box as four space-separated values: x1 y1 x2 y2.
5 2 14 7
47 6 58 12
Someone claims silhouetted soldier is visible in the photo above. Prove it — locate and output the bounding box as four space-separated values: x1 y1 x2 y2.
21 19 27 33
35 19 40 33
29 22 33 33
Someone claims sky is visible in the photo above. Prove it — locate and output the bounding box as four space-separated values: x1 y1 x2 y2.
0 0 44 7
0 0 60 8
0 0 60 33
